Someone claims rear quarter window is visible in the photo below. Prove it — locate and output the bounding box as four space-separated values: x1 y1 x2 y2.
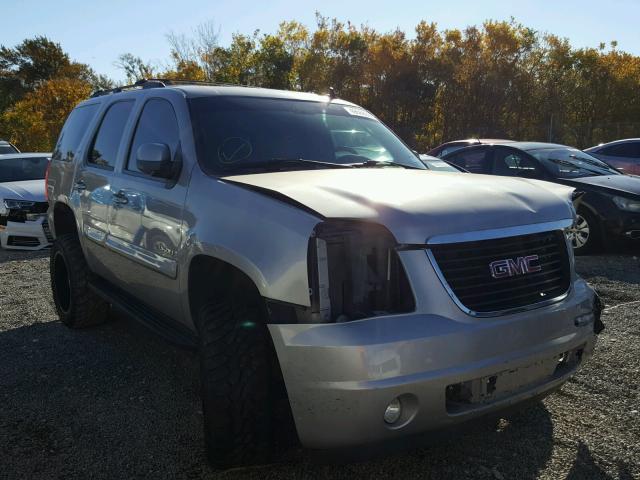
52 104 99 162
87 101 135 169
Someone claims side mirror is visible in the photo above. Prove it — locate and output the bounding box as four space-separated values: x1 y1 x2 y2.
136 143 174 179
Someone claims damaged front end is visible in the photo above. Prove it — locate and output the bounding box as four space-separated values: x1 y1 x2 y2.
0 199 51 249
307 220 415 323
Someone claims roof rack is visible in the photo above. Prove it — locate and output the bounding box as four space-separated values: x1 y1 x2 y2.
90 78 250 98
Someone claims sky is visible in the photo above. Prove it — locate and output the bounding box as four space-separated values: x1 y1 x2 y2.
3 0 639 82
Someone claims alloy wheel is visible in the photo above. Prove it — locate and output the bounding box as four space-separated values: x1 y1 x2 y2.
567 214 590 249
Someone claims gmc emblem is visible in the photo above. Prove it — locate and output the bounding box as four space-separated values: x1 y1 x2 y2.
489 255 541 279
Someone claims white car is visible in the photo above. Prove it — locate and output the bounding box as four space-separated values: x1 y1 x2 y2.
0 153 52 250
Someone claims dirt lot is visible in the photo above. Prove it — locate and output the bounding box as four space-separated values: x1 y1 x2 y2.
1 249 639 480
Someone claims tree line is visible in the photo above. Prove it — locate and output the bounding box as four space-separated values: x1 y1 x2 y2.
2 15 639 152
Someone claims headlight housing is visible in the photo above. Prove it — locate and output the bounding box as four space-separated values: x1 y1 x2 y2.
612 196 640 213
3 199 36 210
308 220 415 323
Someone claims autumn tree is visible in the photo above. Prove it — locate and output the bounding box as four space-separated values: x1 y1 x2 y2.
0 78 92 151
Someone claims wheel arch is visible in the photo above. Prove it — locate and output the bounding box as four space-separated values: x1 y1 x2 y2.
187 254 266 331
52 201 79 239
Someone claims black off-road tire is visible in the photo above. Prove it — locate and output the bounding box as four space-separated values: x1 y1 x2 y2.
50 233 109 328
197 291 275 468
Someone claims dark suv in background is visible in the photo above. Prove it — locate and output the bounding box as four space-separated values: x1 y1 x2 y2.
443 142 640 254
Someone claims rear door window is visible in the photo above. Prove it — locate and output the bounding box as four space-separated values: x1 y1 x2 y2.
492 148 544 178
87 101 134 169
446 148 491 173
52 104 99 162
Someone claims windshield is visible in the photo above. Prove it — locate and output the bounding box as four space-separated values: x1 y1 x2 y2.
0 156 50 182
530 148 620 178
189 96 425 174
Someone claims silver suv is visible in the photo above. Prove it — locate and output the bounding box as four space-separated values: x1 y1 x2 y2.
47 80 602 467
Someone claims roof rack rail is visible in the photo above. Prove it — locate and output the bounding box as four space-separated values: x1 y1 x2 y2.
150 78 248 88
90 79 166 98
90 78 251 97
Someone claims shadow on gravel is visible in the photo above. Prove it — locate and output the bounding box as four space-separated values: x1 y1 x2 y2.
566 441 635 480
576 253 640 285
0 313 558 479
0 248 49 264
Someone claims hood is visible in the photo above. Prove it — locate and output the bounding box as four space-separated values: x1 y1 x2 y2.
560 175 640 197
224 169 575 244
0 179 46 203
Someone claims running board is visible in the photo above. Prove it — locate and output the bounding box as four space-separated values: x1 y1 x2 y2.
89 277 198 350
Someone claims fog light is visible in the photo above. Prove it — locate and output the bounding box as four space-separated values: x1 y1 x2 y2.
574 312 595 327
383 397 402 424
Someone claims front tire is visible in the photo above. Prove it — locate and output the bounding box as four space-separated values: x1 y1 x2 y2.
197 289 275 468
50 233 109 328
568 210 600 255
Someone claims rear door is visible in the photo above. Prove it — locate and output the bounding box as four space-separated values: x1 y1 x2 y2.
106 95 188 321
75 100 136 282
491 147 549 180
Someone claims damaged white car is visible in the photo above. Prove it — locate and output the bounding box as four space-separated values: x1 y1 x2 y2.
0 153 52 250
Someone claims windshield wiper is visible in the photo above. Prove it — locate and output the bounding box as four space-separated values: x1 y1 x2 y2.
229 158 355 172
349 159 422 169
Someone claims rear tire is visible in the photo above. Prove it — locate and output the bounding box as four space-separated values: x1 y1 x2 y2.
196 288 275 468
50 233 109 328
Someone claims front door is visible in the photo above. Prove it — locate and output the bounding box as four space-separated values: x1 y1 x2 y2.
107 97 188 322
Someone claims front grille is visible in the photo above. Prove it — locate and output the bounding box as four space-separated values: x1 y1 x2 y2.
42 220 54 243
7 236 41 247
429 230 571 314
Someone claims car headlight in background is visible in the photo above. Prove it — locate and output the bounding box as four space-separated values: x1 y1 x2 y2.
3 199 36 210
612 196 640 213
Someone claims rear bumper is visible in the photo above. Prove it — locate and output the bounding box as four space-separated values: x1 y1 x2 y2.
269 278 597 449
0 217 52 250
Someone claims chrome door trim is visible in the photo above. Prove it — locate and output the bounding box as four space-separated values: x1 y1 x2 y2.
104 234 177 278
84 224 106 243
426 219 573 245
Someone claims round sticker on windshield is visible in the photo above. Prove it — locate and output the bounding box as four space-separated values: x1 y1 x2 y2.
218 137 253 164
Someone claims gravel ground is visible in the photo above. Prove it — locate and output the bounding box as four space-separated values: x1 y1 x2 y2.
0 249 639 480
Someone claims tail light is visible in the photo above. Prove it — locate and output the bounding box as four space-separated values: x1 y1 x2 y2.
44 160 51 201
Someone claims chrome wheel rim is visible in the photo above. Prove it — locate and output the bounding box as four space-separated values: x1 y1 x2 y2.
567 214 590 249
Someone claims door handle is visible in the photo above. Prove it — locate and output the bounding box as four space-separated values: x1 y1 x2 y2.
73 180 86 191
113 190 128 205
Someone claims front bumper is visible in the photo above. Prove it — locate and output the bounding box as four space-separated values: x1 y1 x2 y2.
0 216 52 250
603 210 640 242
269 275 597 450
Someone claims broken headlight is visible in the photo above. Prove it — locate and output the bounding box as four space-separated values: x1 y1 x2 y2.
308 220 415 323
3 199 36 210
